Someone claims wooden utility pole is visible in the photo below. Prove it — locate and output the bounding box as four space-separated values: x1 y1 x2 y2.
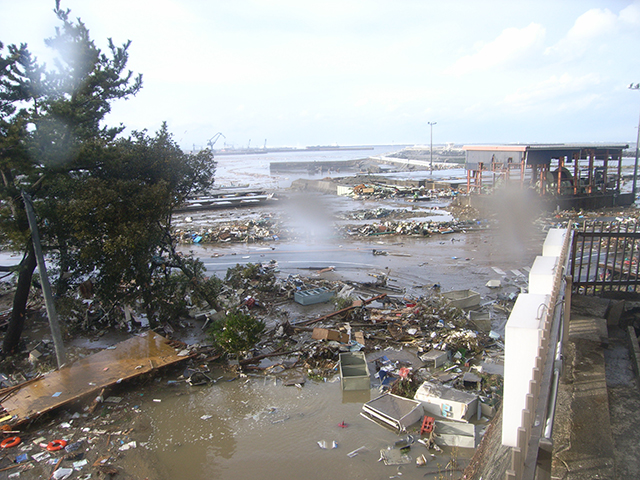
22 191 66 368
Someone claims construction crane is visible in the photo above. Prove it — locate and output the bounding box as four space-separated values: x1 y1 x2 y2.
207 132 225 150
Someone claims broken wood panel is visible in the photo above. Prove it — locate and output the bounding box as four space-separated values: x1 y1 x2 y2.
1 331 186 426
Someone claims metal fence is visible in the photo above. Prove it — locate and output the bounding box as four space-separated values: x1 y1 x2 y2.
570 220 640 294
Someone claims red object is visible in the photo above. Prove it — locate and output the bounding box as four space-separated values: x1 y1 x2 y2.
0 436 20 448
338 421 348 428
420 416 435 435
398 367 411 379
47 439 67 452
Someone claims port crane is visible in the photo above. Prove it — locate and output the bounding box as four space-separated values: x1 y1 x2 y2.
207 132 225 150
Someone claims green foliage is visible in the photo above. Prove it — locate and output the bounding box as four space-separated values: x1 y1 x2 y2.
334 295 354 310
390 377 420 399
225 263 275 291
0 7 219 348
208 310 265 355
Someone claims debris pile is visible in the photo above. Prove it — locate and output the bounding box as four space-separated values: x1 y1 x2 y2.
345 219 481 237
174 215 288 244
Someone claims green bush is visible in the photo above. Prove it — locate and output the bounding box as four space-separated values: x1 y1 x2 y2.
208 309 265 355
334 296 354 310
225 263 275 291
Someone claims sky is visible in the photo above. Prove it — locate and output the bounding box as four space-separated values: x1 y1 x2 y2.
2 0 640 150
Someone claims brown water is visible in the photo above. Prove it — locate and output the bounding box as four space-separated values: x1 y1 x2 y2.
137 372 472 480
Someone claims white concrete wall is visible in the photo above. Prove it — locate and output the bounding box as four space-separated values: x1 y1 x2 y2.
502 228 567 447
529 256 559 295
502 293 550 447
543 228 568 257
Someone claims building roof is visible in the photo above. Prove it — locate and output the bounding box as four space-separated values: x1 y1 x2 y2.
463 143 630 169
463 143 629 153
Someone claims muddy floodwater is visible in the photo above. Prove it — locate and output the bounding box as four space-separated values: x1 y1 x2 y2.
135 369 473 480
131 230 542 480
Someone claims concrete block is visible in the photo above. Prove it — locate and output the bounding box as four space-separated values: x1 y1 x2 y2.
542 228 567 257
627 326 640 378
606 300 624 327
528 256 559 295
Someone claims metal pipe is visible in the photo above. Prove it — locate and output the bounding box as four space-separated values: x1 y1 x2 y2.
428 121 436 175
630 83 640 200
22 191 66 368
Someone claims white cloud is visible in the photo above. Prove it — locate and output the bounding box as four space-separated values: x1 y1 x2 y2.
620 3 640 25
546 5 638 59
444 23 545 75
503 73 603 110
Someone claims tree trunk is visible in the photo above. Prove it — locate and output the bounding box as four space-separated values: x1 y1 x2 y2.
3 242 37 354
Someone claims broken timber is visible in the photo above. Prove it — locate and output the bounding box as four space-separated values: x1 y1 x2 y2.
0 332 188 427
296 293 386 327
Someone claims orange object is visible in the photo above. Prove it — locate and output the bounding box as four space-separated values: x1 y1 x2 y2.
0 436 21 448
47 439 67 451
420 416 435 435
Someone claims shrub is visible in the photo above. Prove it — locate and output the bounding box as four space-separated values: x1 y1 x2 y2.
208 309 265 355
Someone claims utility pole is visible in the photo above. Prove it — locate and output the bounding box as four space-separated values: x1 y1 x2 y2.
22 191 66 368
428 121 437 175
630 83 640 200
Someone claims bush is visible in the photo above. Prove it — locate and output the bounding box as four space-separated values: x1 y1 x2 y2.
208 309 265 355
225 263 275 291
334 296 354 310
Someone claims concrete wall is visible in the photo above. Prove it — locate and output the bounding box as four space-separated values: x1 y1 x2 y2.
502 293 549 447
502 228 568 449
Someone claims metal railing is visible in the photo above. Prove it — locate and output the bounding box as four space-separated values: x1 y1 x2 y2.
571 220 640 294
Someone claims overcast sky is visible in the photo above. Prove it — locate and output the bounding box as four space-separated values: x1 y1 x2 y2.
2 0 640 150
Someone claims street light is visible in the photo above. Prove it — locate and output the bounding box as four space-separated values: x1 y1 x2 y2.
428 121 437 175
630 83 640 199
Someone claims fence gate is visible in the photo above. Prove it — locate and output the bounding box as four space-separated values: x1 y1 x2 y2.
571 220 640 294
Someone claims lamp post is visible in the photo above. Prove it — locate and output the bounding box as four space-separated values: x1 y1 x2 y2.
630 83 640 199
428 121 437 175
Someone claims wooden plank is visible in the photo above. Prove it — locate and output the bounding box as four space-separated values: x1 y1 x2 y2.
0 331 187 426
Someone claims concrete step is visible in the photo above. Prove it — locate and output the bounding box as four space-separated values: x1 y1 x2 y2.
551 314 616 479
